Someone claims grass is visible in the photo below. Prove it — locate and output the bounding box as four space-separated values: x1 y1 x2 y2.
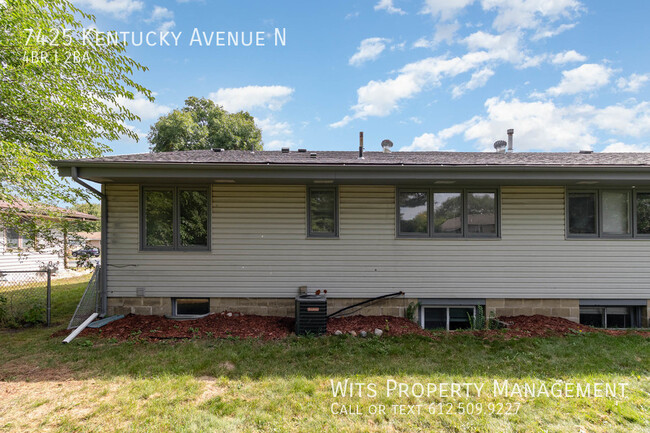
0 277 649 432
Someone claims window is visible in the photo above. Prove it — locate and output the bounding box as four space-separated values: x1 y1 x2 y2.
580 306 639 328
173 298 210 316
567 189 650 238
141 186 209 250
308 187 338 237
398 189 499 238
6 228 19 248
422 306 475 330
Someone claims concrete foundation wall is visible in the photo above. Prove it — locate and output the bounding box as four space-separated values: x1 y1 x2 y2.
486 298 580 323
107 296 419 319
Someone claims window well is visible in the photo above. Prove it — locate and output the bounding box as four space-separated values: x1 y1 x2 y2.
173 298 210 316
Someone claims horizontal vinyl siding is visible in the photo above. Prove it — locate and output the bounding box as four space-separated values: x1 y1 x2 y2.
106 184 650 299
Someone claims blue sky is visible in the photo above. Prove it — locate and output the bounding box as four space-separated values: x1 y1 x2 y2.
75 0 650 154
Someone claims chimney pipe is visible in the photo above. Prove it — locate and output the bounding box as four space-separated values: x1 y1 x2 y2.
359 131 364 159
507 129 514 152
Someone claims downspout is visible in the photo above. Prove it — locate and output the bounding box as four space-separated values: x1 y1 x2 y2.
71 167 107 317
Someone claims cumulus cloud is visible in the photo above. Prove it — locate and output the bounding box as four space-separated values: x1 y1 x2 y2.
452 67 495 98
115 94 171 121
74 0 144 18
551 50 587 64
482 0 582 32
256 117 292 137
421 0 474 21
602 142 650 153
545 63 613 96
349 38 391 66
374 0 406 15
265 139 295 150
617 73 650 93
413 21 461 48
403 97 650 152
145 6 175 32
210 86 294 112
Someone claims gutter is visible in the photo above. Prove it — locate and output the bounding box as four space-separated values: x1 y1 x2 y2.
71 167 107 317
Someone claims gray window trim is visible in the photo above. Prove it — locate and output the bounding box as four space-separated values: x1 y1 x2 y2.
633 190 650 238
140 185 211 252
396 188 430 238
580 299 647 307
396 187 500 239
307 186 339 238
567 187 645 239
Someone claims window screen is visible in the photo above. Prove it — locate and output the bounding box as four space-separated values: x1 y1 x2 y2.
568 192 597 235
309 188 337 236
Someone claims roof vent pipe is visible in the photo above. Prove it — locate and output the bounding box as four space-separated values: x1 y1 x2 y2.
358 132 364 159
381 139 393 153
494 140 507 153
507 129 514 152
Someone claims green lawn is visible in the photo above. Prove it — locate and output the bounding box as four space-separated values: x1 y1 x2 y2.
1 277 649 432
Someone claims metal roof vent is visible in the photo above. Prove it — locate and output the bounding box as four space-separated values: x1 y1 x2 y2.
493 140 507 153
298 148 307 153
281 147 290 153
579 150 594 154
310 152 317 158
381 139 393 153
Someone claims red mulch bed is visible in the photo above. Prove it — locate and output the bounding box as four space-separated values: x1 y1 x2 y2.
51 313 650 342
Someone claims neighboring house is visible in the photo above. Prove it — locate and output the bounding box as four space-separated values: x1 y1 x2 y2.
0 200 99 277
52 148 650 329
73 232 101 249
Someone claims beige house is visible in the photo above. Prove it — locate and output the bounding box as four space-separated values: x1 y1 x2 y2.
52 149 650 329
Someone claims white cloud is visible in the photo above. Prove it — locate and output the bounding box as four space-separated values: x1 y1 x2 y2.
115 94 171 121
265 140 295 150
413 21 460 49
349 38 390 66
403 98 650 152
481 0 582 32
421 0 475 21
257 117 292 137
602 142 650 153
617 73 650 93
551 50 586 64
452 67 495 98
531 23 576 40
210 86 294 112
345 11 360 19
74 0 144 18
546 63 612 96
145 6 175 32
374 0 406 15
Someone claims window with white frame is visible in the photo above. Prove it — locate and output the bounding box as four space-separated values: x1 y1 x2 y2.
421 306 476 330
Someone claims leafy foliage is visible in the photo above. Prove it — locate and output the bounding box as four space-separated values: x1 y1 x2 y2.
72 203 101 232
148 97 262 152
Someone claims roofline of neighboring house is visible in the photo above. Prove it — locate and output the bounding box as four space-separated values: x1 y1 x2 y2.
52 162 650 186
0 200 99 221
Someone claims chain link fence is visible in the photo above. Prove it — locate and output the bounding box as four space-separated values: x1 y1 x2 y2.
0 269 51 327
68 266 101 329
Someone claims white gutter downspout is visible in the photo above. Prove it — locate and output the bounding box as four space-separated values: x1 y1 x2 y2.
71 167 108 317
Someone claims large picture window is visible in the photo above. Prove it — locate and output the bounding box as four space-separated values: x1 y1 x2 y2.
141 186 209 250
398 188 499 238
566 189 647 238
308 187 338 237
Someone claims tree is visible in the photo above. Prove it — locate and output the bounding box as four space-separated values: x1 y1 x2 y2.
0 0 151 247
148 97 262 152
72 203 101 232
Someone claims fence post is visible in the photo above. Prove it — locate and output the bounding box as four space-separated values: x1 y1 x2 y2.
46 268 51 327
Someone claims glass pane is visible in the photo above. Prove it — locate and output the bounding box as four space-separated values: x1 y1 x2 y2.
145 190 174 247
606 307 631 328
175 298 210 315
636 193 650 235
602 191 629 235
6 228 19 248
399 191 428 235
423 308 446 330
433 192 462 234
180 190 209 247
468 192 496 235
568 192 596 234
449 307 473 330
580 307 603 327
309 189 336 235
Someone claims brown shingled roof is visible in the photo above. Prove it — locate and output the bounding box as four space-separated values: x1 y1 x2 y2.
52 150 650 167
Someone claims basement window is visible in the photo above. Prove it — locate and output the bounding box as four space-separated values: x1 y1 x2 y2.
579 306 641 328
421 306 475 331
173 298 210 317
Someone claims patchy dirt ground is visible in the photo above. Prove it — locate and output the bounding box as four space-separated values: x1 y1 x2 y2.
51 312 650 342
